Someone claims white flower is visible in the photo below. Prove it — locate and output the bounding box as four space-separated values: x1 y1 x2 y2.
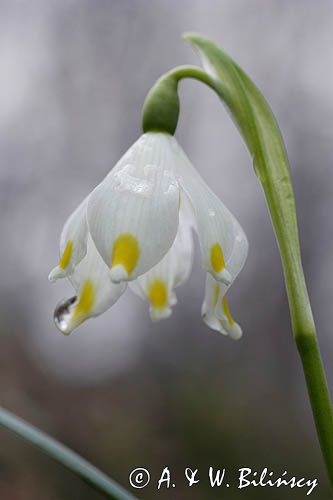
49 132 248 336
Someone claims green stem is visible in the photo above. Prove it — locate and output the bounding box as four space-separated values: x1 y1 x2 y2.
0 406 136 500
143 60 333 485
277 217 333 483
246 78 333 485
142 65 220 134
297 335 333 479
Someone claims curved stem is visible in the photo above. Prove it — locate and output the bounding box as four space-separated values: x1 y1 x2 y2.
143 56 333 486
0 406 136 500
165 65 218 85
142 66 220 134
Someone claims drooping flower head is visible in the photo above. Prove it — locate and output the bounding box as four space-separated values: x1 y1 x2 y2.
49 132 248 336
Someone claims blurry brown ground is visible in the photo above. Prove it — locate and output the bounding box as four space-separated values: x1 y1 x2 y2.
0 1 333 499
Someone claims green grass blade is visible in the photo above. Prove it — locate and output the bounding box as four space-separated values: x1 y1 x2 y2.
0 406 137 500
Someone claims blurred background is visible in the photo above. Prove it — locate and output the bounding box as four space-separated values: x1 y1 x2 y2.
0 0 332 498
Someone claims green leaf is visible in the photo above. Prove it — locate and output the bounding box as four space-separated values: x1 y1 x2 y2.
183 32 312 337
183 34 333 487
0 406 136 500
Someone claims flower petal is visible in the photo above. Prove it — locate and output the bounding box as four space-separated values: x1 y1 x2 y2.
48 196 89 282
87 133 180 283
53 234 126 335
202 273 242 339
172 140 248 285
129 193 194 321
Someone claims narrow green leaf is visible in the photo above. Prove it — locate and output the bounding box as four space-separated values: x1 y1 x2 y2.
183 32 313 337
183 33 333 488
0 406 136 500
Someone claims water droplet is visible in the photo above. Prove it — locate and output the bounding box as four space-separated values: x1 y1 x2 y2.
112 164 153 196
54 296 77 335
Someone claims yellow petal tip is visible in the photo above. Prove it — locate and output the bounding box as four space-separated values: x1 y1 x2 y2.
111 233 140 277
210 243 226 273
59 240 73 270
148 279 168 310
